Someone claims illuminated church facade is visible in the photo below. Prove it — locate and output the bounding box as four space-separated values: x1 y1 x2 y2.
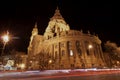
27 7 106 70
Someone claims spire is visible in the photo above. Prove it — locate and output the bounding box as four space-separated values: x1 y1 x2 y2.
32 22 38 36
50 7 64 20
34 22 37 28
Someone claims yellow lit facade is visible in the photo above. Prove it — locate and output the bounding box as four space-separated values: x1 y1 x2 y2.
27 7 106 70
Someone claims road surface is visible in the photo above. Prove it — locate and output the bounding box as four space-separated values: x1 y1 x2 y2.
0 69 120 80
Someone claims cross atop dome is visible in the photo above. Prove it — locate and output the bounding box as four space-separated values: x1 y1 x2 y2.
50 6 64 20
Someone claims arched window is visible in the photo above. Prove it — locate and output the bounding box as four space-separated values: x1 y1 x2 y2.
77 48 82 56
70 50 73 56
76 40 81 47
76 40 82 56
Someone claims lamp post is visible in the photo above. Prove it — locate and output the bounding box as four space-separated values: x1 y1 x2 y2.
88 44 94 68
1 31 9 56
87 44 93 55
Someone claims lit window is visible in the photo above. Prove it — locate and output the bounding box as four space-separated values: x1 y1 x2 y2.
70 50 73 56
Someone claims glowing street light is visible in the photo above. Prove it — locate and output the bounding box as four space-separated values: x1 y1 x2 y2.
20 63 25 70
2 34 9 43
1 31 10 56
49 59 52 64
88 44 93 54
88 44 93 49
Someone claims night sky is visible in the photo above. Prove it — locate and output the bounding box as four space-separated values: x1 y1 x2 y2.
0 0 113 53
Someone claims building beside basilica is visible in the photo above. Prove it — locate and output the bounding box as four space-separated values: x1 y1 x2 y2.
27 7 106 70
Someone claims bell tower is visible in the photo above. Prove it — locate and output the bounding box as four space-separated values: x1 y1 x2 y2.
28 22 38 56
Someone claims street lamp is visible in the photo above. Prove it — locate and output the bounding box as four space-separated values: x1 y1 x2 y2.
88 44 94 68
49 59 52 64
20 63 25 70
88 44 93 49
1 31 9 56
